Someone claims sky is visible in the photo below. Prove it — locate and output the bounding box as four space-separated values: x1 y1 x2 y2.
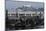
5 0 44 12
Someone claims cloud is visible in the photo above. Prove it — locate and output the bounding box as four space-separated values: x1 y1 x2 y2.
9 0 43 2
6 0 43 2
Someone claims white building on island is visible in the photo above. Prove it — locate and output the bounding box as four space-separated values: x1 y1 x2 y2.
8 5 44 19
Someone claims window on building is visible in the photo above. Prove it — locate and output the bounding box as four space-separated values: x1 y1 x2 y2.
26 14 31 16
11 14 16 16
19 14 25 16
8 14 10 16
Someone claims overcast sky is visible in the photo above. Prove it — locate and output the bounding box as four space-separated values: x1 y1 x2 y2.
6 0 44 12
